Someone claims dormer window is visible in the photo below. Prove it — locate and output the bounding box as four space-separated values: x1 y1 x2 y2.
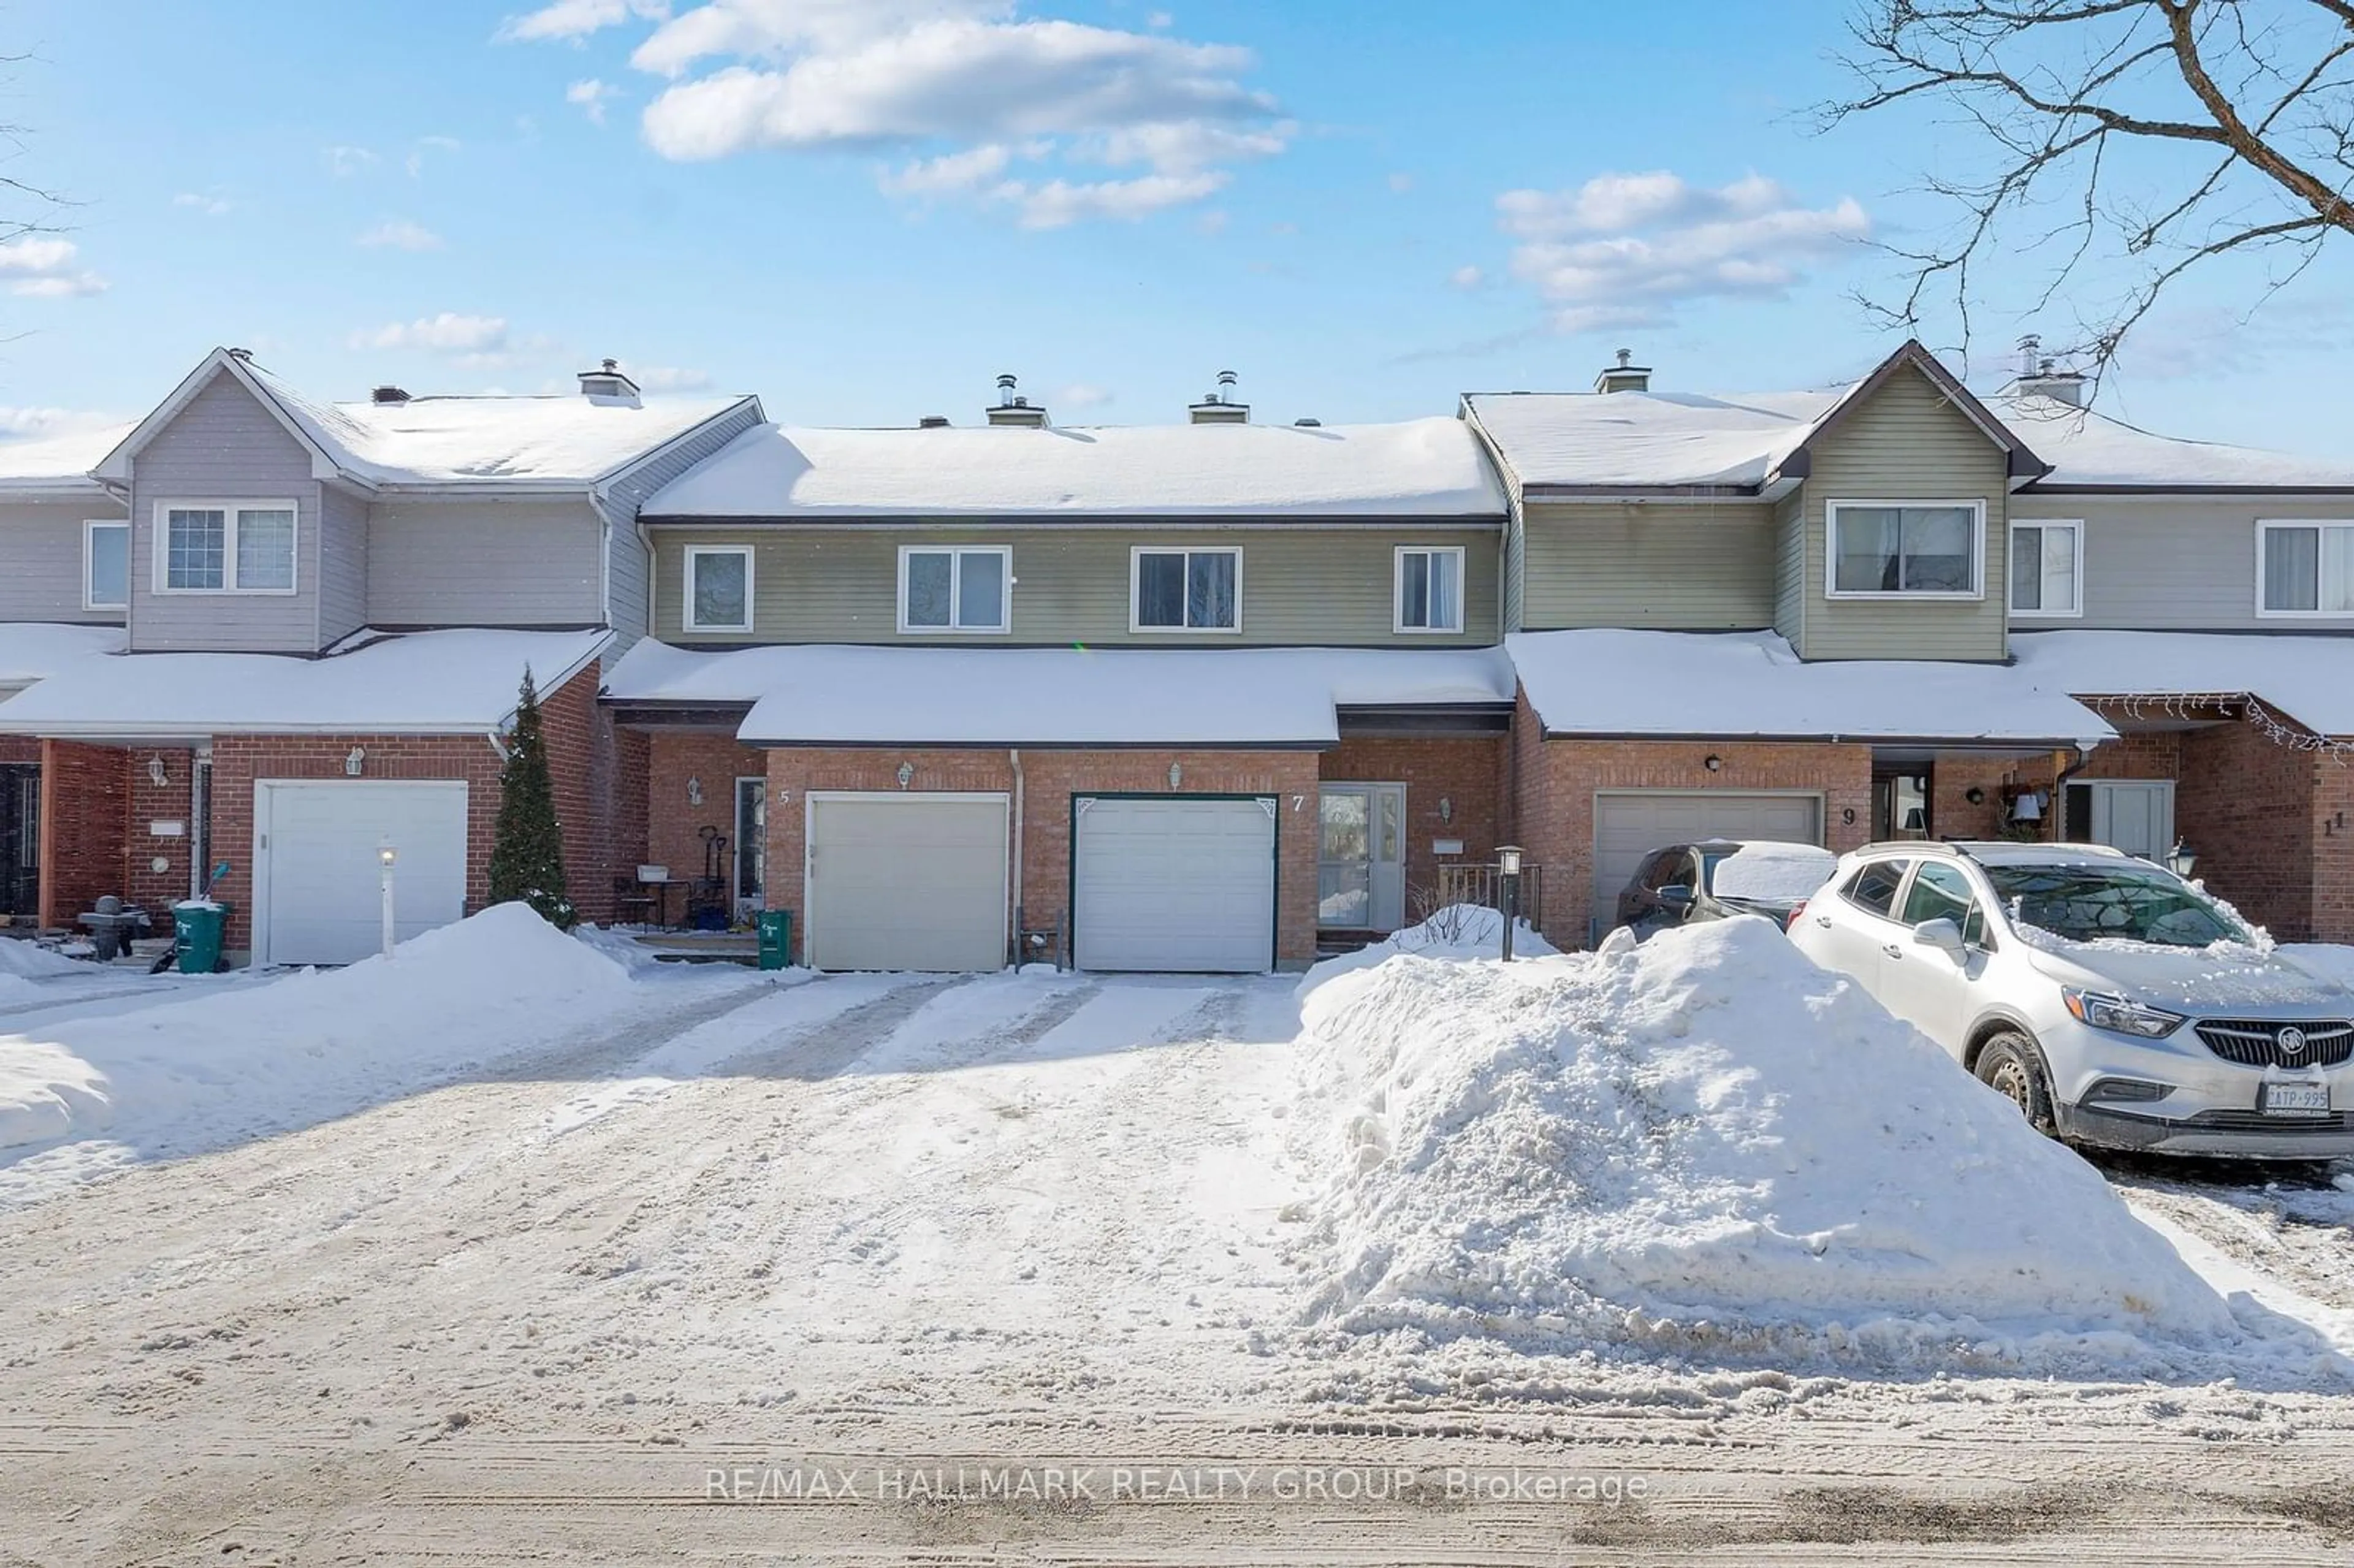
1827 501 1984 599
153 501 297 594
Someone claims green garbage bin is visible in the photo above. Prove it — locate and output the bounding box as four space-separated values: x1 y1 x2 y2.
755 908 793 972
173 900 230 975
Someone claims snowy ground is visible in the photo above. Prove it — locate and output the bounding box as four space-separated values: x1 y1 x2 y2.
1 924 2352 1563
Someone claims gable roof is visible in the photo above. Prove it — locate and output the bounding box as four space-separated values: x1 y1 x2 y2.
93 348 759 495
641 416 1508 519
1463 340 2044 497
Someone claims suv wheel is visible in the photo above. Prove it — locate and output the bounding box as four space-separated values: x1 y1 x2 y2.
1975 1032 2057 1136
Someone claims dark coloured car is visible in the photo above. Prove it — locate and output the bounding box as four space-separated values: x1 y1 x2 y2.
1613 839 1840 939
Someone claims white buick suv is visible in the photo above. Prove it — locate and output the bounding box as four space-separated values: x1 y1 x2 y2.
1788 841 2354 1160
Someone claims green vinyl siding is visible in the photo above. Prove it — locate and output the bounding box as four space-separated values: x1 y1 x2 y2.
649 525 1501 646
1518 500 1775 630
1790 363 2010 661
1773 489 1806 645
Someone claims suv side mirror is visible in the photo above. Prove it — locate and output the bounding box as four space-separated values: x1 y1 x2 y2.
1658 884 1696 912
1911 917 1967 960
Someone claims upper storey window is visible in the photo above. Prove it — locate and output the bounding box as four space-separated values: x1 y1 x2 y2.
900 546 1009 633
684 545 753 632
85 521 129 609
1827 502 1984 599
2008 520 2083 618
154 502 296 594
2258 521 2354 615
1395 546 1465 633
1132 547 1240 633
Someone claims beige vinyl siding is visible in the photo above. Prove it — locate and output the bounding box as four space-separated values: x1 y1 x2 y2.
1502 494 1527 633
0 499 129 623
1773 489 1805 644
126 372 323 653
649 525 1501 646
318 484 369 645
1519 500 1775 629
1790 364 2009 661
2012 494 2354 630
601 400 763 648
367 500 604 626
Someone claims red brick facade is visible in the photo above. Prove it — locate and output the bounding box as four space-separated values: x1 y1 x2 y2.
36 740 131 929
759 747 1324 966
1317 736 1508 922
644 729 769 902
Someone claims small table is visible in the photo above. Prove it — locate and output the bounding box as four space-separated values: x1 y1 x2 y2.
639 878 689 930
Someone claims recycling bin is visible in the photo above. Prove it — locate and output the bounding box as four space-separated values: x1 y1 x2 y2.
173 900 230 975
756 908 792 971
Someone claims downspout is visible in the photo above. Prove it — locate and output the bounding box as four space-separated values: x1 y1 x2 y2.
2049 745 2093 843
1008 748 1024 964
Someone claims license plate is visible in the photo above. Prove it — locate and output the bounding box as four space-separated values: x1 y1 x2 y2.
2262 1083 2331 1117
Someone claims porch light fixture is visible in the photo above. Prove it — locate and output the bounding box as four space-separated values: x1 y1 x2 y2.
1703 754 1723 772
896 761 915 788
687 775 703 806
147 755 169 788
344 746 365 777
1965 786 1987 805
2168 839 2198 879
2012 790 2044 823
1168 763 1183 790
1438 796 1453 824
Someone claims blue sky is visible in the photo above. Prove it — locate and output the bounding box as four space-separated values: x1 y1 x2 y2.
1 0 2345 454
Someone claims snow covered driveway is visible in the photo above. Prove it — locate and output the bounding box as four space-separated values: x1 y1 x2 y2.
4 953 2354 1564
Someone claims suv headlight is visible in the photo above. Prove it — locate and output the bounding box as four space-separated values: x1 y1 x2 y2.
2062 988 2186 1040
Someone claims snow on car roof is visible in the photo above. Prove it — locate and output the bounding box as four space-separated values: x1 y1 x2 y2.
1508 629 2116 746
0 627 609 737
641 416 1509 518
606 641 1517 746
2012 629 2354 739
1992 392 2354 490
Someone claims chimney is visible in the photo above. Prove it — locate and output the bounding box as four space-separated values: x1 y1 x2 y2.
2009 336 2086 406
918 415 951 429
1189 369 1249 425
1593 347 1651 394
986 372 1048 428
577 357 642 408
371 385 411 405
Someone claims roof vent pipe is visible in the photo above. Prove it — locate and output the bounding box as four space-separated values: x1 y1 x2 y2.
986 373 1048 427
1593 347 1651 394
1189 368 1249 424
2008 334 2088 406
918 415 951 429
371 385 411 405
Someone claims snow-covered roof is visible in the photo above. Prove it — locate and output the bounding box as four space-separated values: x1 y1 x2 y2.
605 641 1516 746
0 422 135 495
1463 389 1838 490
0 623 128 687
1507 630 2114 747
0 628 609 738
1992 392 2354 490
2012 629 2354 737
641 417 1509 519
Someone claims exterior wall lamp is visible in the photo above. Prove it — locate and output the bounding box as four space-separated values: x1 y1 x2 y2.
345 746 365 777
2168 839 2198 879
897 761 916 788
1168 762 1183 790
147 755 169 788
687 775 703 806
1703 754 1723 772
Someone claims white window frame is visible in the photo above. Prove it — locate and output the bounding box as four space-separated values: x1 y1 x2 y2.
2254 519 2354 619
150 499 300 596
1129 546 1243 634
2006 518 2084 619
1393 545 1467 634
1823 499 1987 601
83 519 130 611
682 544 755 633
896 544 1012 635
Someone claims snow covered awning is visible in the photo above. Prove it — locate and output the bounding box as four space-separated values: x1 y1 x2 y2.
0 628 609 739
604 641 1517 747
0 623 129 690
1507 630 2115 749
2013 630 2354 737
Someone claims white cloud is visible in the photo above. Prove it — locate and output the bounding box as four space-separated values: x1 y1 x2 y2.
0 238 108 299
324 145 378 178
0 405 123 440
1449 264 1484 290
1491 170 1869 333
1056 381 1112 408
495 0 670 44
566 78 623 123
354 312 511 354
173 191 232 216
507 2 1284 225
357 219 446 251
406 135 463 178
632 364 714 390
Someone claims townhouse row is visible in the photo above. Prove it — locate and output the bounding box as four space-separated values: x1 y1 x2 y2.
1 341 2350 971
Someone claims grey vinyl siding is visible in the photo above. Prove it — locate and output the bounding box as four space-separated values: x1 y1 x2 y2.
649 524 1502 647
2011 494 2354 630
601 400 763 649
366 500 604 625
126 372 323 653
318 484 369 644
1789 364 2010 661
0 498 129 623
1773 490 1805 645
1519 500 1775 629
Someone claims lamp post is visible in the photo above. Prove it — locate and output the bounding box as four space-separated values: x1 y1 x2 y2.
379 842 398 958
1496 843 1524 962
2168 839 2198 880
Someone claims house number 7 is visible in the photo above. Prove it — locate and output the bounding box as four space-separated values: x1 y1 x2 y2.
1292 795 1305 812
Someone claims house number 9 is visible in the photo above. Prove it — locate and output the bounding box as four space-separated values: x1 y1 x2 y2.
1842 807 1857 826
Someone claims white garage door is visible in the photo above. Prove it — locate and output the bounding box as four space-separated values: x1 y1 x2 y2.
1073 796 1276 973
1591 791 1822 941
255 780 469 967
806 793 1008 972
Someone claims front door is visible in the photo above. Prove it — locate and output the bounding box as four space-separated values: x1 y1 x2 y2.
734 777 766 916
1318 783 1406 932
2068 779 2175 861
0 764 38 919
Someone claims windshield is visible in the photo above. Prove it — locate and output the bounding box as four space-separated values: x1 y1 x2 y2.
1984 862 2253 949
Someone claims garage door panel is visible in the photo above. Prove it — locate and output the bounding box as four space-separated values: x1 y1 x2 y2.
1075 797 1274 973
807 795 1007 972
259 782 469 967
1592 792 1821 940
